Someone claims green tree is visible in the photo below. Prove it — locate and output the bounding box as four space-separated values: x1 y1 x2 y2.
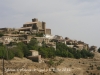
81 50 87 58
39 47 48 58
68 52 74 58
55 49 61 56
15 49 24 58
7 50 14 60
98 48 100 53
17 50 24 58
48 59 54 66
0 33 4 37
97 66 100 70
75 50 81 59
38 47 55 58
42 41 46 47
17 42 31 57
48 47 55 58
0 46 4 58
28 38 38 50
0 45 14 60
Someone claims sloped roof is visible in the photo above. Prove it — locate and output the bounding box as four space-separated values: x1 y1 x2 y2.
24 22 37 24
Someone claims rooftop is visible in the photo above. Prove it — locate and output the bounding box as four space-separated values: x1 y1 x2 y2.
30 50 38 52
24 22 37 25
19 27 32 30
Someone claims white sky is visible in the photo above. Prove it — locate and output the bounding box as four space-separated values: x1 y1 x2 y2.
0 0 100 48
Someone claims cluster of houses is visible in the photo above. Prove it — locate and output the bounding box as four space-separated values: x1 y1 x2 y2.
0 18 98 52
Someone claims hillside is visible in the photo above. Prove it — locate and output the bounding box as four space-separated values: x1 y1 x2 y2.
0 52 100 75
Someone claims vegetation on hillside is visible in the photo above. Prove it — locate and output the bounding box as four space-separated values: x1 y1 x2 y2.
0 33 4 37
98 48 100 53
56 43 94 59
0 38 94 60
0 44 14 60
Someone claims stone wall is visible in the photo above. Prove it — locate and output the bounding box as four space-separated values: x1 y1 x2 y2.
46 29 51 35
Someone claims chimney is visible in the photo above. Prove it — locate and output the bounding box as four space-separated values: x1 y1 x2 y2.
32 18 38 22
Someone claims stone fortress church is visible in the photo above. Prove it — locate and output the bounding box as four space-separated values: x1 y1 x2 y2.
19 18 51 35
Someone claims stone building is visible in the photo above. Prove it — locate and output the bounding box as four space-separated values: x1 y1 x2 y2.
6 34 20 42
34 37 56 50
30 50 39 56
67 45 74 48
57 39 66 44
0 28 13 32
89 46 97 52
1 36 14 45
65 37 70 40
1 34 33 44
53 35 63 40
43 34 54 39
74 43 89 50
65 39 89 50
0 28 18 34
75 44 84 50
34 37 50 44
19 18 46 34
46 42 56 50
28 50 42 63
83 44 89 50
46 29 51 35
51 35 64 44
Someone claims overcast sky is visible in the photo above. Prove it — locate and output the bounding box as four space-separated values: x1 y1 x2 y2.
0 0 100 48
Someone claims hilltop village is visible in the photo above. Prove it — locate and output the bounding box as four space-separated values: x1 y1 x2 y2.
0 18 100 75
0 18 98 52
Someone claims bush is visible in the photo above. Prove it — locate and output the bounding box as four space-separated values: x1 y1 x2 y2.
98 48 100 53
48 59 54 66
0 33 4 37
97 67 100 70
15 50 24 58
